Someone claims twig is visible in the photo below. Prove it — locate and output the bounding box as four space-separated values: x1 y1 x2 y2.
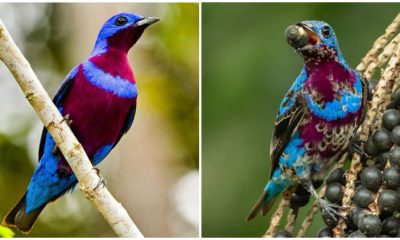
335 30 400 237
0 20 143 237
297 186 326 237
357 13 400 72
263 199 288 237
284 208 298 234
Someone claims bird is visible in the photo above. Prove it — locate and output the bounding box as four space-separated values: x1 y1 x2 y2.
2 12 159 233
246 20 368 221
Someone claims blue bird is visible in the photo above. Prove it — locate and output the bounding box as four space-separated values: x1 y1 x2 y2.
247 21 367 221
3 12 159 233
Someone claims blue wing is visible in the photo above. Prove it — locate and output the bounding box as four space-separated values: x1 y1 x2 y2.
38 66 79 160
269 68 308 178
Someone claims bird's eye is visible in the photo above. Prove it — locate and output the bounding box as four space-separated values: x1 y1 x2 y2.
321 26 331 38
115 16 128 26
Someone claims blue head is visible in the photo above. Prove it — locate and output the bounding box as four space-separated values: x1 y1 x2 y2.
92 12 159 55
286 20 346 65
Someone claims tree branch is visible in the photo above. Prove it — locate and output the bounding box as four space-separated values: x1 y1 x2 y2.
0 20 143 237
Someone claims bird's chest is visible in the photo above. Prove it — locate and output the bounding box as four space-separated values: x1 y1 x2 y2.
61 68 136 156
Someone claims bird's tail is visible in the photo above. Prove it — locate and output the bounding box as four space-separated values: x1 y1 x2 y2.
2 193 45 234
246 190 277 221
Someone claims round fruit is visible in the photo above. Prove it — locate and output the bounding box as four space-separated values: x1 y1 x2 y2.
382 109 400 130
372 128 393 152
377 189 399 213
376 152 390 170
360 166 382 192
317 227 333 238
382 216 400 237
351 207 368 226
274 230 292 237
364 136 380 156
392 126 400 145
354 187 373 208
390 146 400 166
326 168 345 185
392 88 400 109
383 166 400 189
290 192 310 208
325 183 343 204
348 230 366 237
358 214 382 237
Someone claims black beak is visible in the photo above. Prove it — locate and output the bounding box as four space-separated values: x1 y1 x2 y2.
135 17 160 27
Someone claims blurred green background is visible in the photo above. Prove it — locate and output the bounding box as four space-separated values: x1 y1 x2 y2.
202 3 399 237
0 3 198 237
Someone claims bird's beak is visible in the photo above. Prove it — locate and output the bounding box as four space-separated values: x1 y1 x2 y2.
296 23 321 47
135 17 160 27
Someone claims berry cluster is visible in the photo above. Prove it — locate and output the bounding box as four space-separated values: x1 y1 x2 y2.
319 87 400 237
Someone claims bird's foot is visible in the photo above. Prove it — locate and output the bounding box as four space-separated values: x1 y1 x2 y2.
52 114 74 155
318 198 344 220
348 140 369 159
93 167 106 191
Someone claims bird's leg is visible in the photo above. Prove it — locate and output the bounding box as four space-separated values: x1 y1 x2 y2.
348 138 369 159
52 114 73 155
299 177 343 220
93 167 106 190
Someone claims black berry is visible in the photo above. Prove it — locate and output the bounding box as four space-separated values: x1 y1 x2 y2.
392 126 400 145
325 182 343 204
382 216 400 237
377 189 399 213
389 146 400 166
322 209 338 228
382 109 400 130
289 192 310 209
354 187 374 208
364 137 380 156
326 168 345 185
392 88 400 108
376 152 390 170
383 166 400 189
360 166 382 192
358 214 382 237
372 128 393 152
348 230 366 237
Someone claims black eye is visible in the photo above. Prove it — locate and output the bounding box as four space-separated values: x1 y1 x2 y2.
321 26 331 38
115 16 128 26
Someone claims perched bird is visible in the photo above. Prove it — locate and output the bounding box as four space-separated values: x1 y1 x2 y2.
247 21 367 221
3 12 159 233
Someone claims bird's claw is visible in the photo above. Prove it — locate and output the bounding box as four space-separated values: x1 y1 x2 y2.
319 199 343 220
348 140 369 159
93 167 106 190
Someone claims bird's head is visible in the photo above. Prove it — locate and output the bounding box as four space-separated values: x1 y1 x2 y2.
92 12 159 55
285 20 345 63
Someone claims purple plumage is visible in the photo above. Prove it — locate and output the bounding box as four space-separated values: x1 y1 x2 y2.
3 12 159 233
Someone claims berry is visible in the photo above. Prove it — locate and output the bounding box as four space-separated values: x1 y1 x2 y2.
383 166 400 189
358 214 382 237
325 182 343 204
294 185 309 196
372 128 393 152
351 207 365 226
348 230 366 237
317 227 333 237
274 230 292 238
364 137 380 156
389 146 400 166
392 126 400 145
382 216 400 237
289 192 310 208
313 179 324 189
326 168 345 185
377 189 399 213
376 152 390 170
382 109 400 130
354 187 374 208
360 166 382 192
392 88 400 108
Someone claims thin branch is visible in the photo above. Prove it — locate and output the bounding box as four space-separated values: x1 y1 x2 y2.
284 208 298 234
263 198 288 237
0 20 143 237
357 13 400 72
296 186 326 238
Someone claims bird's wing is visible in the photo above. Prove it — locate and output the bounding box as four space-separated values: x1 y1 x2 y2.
113 103 137 147
269 69 308 178
38 66 79 160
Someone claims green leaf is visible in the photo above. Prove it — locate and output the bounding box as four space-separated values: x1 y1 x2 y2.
0 225 15 238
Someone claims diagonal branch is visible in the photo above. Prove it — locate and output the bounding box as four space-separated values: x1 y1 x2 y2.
0 20 143 238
